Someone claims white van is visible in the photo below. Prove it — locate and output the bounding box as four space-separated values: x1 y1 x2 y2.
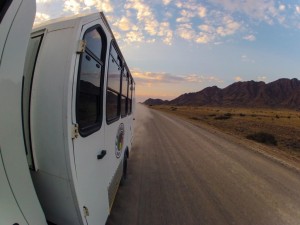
1 2 135 224
23 12 135 225
0 0 47 224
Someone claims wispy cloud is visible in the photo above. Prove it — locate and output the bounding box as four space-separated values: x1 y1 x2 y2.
241 54 255 63
243 34 256 41
257 76 268 81
184 74 223 83
132 69 184 85
34 12 50 25
124 0 173 45
210 0 278 24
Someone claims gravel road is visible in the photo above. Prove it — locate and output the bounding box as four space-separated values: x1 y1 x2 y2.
106 104 300 225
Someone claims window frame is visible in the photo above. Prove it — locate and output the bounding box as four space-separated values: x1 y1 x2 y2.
22 34 44 170
76 25 107 137
106 41 123 124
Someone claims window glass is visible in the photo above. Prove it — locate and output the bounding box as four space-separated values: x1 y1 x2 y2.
121 69 128 117
107 55 121 92
128 76 133 115
106 89 119 121
84 29 102 59
77 52 101 128
121 96 127 116
122 69 128 97
110 46 121 66
106 44 122 122
76 27 105 135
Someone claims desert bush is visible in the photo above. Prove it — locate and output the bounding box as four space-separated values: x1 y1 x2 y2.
215 114 231 120
239 113 246 117
246 132 277 145
209 114 216 117
190 117 200 120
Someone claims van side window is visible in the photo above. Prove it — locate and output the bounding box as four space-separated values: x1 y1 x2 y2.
0 0 12 23
121 68 128 117
106 44 122 122
76 27 105 136
128 76 133 115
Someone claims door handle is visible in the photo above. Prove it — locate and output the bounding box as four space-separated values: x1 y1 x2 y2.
97 150 107 160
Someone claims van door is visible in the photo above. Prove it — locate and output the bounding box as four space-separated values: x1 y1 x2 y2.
72 22 109 225
105 42 126 210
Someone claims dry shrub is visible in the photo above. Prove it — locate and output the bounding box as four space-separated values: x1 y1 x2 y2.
246 132 277 146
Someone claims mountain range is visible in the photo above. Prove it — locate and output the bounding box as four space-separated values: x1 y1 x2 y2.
143 78 300 109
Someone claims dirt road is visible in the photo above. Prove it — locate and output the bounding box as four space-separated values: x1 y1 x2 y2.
106 104 300 225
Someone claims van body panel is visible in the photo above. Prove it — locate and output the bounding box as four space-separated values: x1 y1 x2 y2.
0 0 47 224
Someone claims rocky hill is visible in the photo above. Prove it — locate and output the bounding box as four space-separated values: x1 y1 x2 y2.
143 98 170 105
144 78 300 109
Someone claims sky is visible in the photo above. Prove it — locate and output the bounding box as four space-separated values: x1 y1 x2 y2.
35 0 300 102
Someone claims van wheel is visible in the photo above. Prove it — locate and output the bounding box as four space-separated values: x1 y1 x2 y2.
120 156 127 186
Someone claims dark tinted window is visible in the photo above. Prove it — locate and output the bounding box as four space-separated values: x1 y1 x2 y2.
77 52 101 128
128 76 133 115
107 56 121 92
121 69 128 117
77 27 105 136
122 69 128 98
84 29 102 59
0 0 12 23
106 44 121 123
106 90 119 121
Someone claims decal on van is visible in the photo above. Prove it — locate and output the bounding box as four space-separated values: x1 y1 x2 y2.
115 123 124 158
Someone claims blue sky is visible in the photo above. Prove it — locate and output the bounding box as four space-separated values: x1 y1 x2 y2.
35 0 300 101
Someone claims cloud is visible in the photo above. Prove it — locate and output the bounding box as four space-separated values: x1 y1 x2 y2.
132 69 184 85
132 69 222 86
195 33 214 44
63 0 113 14
34 12 50 25
158 22 173 45
243 34 256 41
114 17 136 31
63 0 81 14
296 5 300 14
279 4 285 11
241 54 255 63
184 74 223 83
194 12 241 44
210 0 278 24
176 23 196 41
162 0 172 5
83 0 113 12
216 16 241 36
125 31 144 42
257 76 267 81
124 0 173 44
235 76 243 81
35 0 300 47
198 6 207 18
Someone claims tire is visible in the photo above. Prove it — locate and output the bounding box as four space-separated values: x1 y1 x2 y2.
120 154 127 186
